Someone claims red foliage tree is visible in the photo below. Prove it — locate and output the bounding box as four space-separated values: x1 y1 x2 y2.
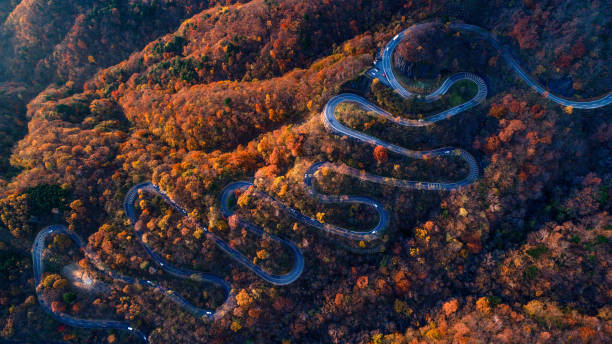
373 145 388 164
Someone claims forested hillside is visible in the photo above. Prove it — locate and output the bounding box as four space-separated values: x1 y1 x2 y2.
0 0 610 343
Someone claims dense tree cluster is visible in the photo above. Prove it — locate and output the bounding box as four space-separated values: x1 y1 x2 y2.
0 0 242 86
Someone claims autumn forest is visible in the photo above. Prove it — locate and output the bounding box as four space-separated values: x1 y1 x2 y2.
0 0 611 343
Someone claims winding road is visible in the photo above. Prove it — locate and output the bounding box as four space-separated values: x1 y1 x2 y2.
377 22 612 109
34 226 148 343
124 182 303 287
33 21 611 343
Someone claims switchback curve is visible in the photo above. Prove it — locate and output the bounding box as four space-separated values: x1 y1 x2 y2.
378 22 612 109
124 182 304 287
34 226 148 343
